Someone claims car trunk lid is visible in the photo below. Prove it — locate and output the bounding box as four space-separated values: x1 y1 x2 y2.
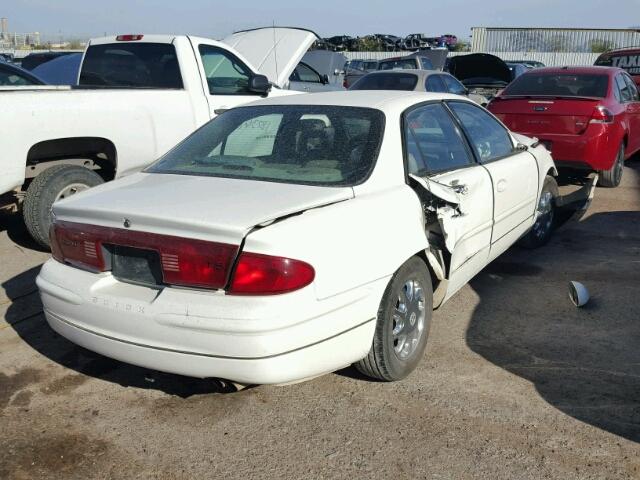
489 97 601 135
53 172 353 246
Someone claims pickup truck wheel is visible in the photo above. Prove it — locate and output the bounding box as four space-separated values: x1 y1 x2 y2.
23 165 104 248
598 143 624 188
520 175 558 249
355 257 433 381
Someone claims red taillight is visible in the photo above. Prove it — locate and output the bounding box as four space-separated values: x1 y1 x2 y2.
50 221 105 272
228 252 315 295
50 220 238 289
116 34 144 41
590 106 614 124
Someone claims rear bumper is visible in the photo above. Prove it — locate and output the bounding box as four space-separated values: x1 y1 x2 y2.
37 259 383 384
534 125 621 171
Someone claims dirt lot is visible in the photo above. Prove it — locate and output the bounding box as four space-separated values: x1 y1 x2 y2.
1 162 639 480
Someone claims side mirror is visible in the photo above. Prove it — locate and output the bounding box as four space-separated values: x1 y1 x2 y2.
248 74 271 95
321 74 330 85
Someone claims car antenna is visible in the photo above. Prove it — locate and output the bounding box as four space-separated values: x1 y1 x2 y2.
272 21 279 83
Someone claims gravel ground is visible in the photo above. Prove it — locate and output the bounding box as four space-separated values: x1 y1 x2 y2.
1 161 639 479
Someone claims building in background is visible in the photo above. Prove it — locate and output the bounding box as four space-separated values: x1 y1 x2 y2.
471 27 640 53
0 17 42 49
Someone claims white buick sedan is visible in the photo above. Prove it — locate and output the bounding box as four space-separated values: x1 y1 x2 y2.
37 91 557 385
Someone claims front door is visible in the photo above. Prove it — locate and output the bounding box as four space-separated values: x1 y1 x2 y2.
403 102 494 297
192 40 267 119
447 101 539 260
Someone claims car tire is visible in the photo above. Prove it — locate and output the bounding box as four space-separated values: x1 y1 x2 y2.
23 165 104 248
520 175 558 249
355 256 433 381
598 143 624 188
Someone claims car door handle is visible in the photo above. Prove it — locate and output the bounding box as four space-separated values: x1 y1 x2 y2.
449 181 469 195
497 179 507 192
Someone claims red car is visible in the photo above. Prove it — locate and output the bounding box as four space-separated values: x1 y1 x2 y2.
488 66 640 187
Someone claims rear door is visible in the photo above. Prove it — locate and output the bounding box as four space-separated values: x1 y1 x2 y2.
403 102 493 295
448 101 539 260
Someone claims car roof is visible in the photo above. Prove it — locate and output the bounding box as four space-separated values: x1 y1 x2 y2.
245 90 467 111
526 66 621 75
362 69 444 78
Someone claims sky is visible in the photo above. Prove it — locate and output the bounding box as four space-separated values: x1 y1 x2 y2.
3 0 640 41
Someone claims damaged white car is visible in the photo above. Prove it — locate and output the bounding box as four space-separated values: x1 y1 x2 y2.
37 91 557 385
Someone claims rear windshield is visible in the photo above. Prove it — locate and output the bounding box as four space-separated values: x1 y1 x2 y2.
379 59 418 70
503 73 609 98
350 73 418 91
595 53 640 75
79 43 183 88
147 105 385 187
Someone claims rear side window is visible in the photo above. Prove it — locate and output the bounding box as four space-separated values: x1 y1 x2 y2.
624 74 640 101
503 73 609 98
404 103 473 175
350 73 418 91
616 75 632 102
79 43 183 88
425 75 447 93
0 70 36 86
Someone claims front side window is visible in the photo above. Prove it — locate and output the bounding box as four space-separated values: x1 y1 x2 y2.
448 102 514 163
404 103 474 175
290 63 321 83
0 71 34 86
147 106 385 186
79 43 183 88
425 75 447 93
198 45 253 95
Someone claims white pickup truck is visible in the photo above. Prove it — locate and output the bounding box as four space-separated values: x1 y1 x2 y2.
0 27 318 247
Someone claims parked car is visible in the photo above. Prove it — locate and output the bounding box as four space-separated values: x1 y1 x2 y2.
595 48 640 86
343 59 379 88
0 61 45 86
20 51 80 71
0 28 317 247
31 52 82 85
372 34 402 51
349 69 489 105
38 90 557 386
398 33 432 50
506 62 531 79
323 35 355 51
510 59 545 69
378 50 448 72
446 53 512 99
488 66 639 187
439 34 458 50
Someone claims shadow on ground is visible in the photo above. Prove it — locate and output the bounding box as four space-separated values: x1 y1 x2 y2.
466 160 640 443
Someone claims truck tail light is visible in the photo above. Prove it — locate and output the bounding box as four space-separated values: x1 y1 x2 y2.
50 220 238 289
590 106 614 124
228 252 315 295
116 34 144 41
